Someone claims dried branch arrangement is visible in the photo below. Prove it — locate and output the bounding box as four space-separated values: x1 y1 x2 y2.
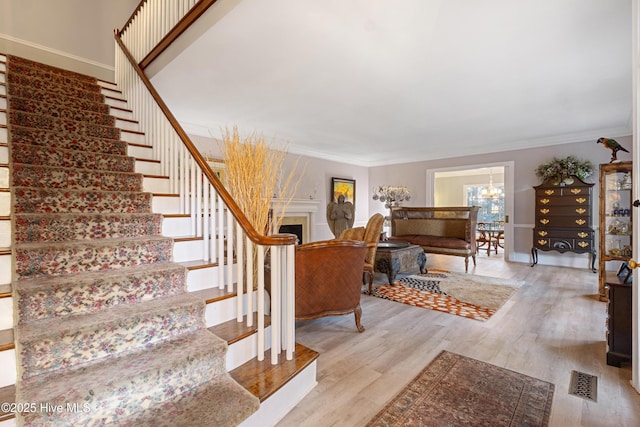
221 126 301 236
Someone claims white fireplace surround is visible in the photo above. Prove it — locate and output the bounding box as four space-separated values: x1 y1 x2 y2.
271 199 320 243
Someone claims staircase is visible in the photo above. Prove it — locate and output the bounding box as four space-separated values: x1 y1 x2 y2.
0 54 318 426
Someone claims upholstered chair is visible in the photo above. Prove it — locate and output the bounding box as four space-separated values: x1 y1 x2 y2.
339 213 385 294
294 239 367 332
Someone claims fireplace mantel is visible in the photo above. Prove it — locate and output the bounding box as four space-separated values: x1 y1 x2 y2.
271 199 320 243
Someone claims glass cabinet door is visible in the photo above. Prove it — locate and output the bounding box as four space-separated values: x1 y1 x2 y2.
599 161 633 300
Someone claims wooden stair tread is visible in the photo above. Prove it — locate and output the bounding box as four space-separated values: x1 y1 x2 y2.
0 384 15 421
0 328 14 351
180 259 217 270
231 343 319 402
0 342 318 421
209 314 271 345
190 287 234 304
0 284 10 298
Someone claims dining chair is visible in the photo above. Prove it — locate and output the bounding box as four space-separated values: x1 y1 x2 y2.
476 222 492 254
493 220 505 253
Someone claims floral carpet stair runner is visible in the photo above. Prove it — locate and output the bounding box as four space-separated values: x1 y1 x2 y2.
7 55 259 426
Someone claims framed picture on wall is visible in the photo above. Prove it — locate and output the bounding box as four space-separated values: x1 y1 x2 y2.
331 177 356 204
206 158 227 186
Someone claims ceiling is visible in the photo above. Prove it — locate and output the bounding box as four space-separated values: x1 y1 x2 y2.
149 0 632 167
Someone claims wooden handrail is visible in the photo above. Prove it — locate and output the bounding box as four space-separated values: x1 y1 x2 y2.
139 0 220 70
114 31 296 247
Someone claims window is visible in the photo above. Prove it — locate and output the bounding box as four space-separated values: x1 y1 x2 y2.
465 184 504 223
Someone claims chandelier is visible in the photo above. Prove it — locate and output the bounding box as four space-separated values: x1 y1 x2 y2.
481 169 503 199
372 185 411 208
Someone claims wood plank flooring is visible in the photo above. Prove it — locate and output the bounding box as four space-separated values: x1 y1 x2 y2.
277 253 640 427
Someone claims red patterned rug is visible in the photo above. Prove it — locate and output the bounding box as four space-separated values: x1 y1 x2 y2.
367 350 554 427
372 270 522 321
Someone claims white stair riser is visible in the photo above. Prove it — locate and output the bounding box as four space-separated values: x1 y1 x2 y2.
0 127 7 143
104 97 127 110
126 144 152 159
101 88 122 99
0 297 12 329
143 176 171 193
0 219 10 247
0 85 5 97
0 168 8 188
0 97 6 109
239 361 318 427
173 239 207 263
152 195 181 214
226 328 272 371
0 417 16 426
121 131 146 145
0 254 11 284
109 107 134 120
0 73 4 84
162 216 193 237
0 192 9 216
0 349 16 388
135 160 162 176
204 291 262 327
0 145 7 163
116 119 139 132
187 265 229 292
97 81 118 91
0 111 5 126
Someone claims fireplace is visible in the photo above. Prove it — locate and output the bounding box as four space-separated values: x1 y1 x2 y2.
279 223 303 244
271 199 319 244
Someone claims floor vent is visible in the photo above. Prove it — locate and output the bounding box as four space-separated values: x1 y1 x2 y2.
569 370 597 402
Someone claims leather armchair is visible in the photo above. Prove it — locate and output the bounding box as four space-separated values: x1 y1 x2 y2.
294 239 367 332
339 213 385 294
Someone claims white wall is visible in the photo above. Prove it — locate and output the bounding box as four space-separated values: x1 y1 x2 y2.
189 134 370 242
0 0 138 80
369 135 633 269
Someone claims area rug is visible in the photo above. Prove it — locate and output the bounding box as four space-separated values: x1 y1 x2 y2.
366 350 554 427
372 270 522 321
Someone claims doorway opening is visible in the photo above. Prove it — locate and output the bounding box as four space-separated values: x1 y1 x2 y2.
426 161 514 261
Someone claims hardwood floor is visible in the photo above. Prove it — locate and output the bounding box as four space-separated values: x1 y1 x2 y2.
277 253 640 427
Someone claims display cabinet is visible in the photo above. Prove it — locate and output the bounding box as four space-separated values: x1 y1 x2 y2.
599 161 632 366
598 161 632 299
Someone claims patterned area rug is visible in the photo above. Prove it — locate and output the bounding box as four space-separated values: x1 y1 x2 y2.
367 350 554 427
372 270 522 321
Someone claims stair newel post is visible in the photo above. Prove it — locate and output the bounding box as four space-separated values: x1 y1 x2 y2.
270 245 281 364
226 208 234 292
236 224 244 322
257 245 266 360
286 243 295 360
246 237 254 327
217 193 225 289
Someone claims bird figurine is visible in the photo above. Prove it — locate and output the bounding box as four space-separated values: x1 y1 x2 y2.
597 137 629 163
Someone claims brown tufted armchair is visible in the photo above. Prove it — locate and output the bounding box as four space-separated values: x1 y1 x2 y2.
339 213 385 294
294 239 367 332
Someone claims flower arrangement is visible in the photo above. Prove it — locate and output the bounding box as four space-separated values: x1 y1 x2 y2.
372 185 411 208
535 156 593 184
